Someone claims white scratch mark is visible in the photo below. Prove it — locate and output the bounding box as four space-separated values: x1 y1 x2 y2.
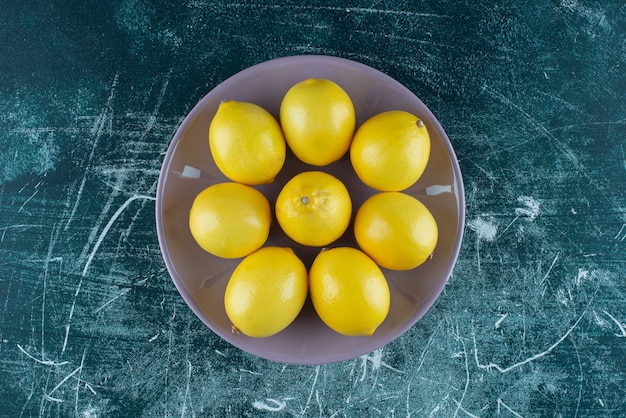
18 189 38 215
572 338 583 418
93 288 131 314
148 332 161 342
467 217 497 242
540 253 560 287
43 393 64 403
429 394 449 417
515 196 540 220
181 360 192 418
17 344 69 367
139 69 172 142
165 330 173 409
497 398 524 417
556 288 571 306
472 161 500 184
359 348 404 382
253 398 286 412
613 223 626 242
75 175 122 267
44 351 84 403
495 313 508 329
85 383 96 395
592 310 606 327
195 3 450 18
315 390 323 417
82 194 156 278
453 338 470 418
474 312 585 373
214 350 226 357
452 398 479 418
65 71 119 231
75 348 87 416
483 85 626 221
416 323 441 374
576 268 590 286
46 365 82 399
239 369 261 376
300 365 320 417
467 217 497 274
497 215 520 239
483 84 581 168
406 381 413 417
603 311 626 337
82 406 99 418
63 194 156 352
62 281 82 354
0 224 45 242
42 224 62 361
561 0 610 33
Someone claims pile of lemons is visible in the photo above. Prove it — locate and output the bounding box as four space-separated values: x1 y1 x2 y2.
188 79 438 338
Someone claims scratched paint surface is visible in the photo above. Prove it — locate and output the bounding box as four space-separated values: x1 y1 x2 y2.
1 1 625 416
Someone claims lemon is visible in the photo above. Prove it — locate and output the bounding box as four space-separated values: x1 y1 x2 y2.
350 110 430 191
309 247 389 336
224 247 308 338
280 78 355 166
209 100 286 185
275 171 352 247
189 182 271 258
354 192 438 270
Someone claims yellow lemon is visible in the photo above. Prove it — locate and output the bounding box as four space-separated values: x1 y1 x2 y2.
275 171 352 247
309 247 390 336
189 182 271 258
280 78 355 166
224 247 308 338
354 192 438 270
350 110 430 191
209 100 286 185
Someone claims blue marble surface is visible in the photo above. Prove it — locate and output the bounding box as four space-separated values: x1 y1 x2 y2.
0 1 624 416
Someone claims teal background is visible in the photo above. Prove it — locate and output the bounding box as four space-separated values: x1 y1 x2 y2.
1 1 625 416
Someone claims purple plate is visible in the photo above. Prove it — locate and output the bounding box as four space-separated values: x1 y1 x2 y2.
156 55 465 365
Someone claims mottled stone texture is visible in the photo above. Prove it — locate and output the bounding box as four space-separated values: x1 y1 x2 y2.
0 1 624 416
